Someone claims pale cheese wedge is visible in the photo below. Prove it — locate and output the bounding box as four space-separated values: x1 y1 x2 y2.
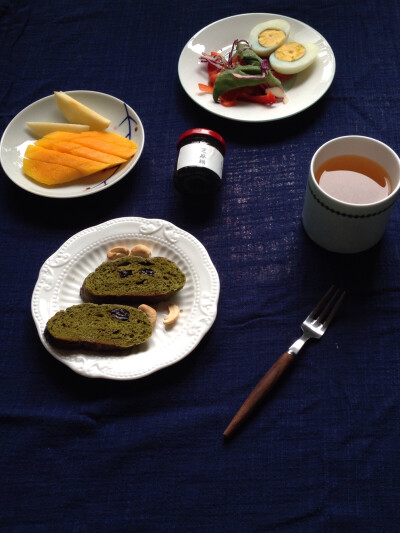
26 122 90 137
54 91 111 130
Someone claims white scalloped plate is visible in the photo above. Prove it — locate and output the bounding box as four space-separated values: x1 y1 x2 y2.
31 217 220 379
178 13 335 122
0 90 144 198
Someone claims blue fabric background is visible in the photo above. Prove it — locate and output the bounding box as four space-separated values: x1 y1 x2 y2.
1 0 399 531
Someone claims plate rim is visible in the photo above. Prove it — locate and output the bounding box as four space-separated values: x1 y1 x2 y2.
0 90 145 199
178 12 336 123
31 216 220 380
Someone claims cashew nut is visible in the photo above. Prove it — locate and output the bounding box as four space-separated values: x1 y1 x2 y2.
130 244 152 258
163 303 181 326
107 246 130 260
138 304 157 327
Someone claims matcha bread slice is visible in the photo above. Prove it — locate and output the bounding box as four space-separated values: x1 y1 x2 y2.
45 303 153 351
80 255 186 304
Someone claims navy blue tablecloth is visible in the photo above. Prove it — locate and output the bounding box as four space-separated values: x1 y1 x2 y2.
1 1 400 531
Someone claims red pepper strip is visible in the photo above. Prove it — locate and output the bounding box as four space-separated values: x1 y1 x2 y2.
208 52 222 86
239 91 277 105
205 51 241 86
219 95 237 107
198 83 214 93
219 88 243 107
219 89 277 107
271 71 293 81
209 70 219 86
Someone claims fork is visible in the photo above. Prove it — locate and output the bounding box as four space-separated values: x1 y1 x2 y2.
223 286 345 438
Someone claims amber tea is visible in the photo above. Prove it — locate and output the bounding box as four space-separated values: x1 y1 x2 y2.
315 154 392 204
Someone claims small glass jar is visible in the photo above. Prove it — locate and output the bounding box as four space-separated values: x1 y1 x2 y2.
174 128 226 196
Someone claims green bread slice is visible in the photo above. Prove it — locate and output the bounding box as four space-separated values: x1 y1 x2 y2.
45 303 153 351
80 256 186 304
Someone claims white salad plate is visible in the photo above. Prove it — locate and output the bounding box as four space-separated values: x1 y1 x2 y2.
31 217 220 380
0 90 144 198
178 13 335 122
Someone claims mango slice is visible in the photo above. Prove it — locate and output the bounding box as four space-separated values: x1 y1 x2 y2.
54 91 111 130
43 131 137 158
25 144 110 174
78 131 134 147
70 137 136 159
41 131 82 141
23 159 86 185
35 138 127 165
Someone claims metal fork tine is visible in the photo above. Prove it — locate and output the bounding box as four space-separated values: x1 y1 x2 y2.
317 287 342 323
321 289 345 328
306 285 335 321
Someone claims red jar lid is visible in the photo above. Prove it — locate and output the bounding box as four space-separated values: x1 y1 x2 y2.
177 128 226 152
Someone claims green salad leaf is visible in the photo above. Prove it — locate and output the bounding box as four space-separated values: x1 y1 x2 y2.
212 43 282 103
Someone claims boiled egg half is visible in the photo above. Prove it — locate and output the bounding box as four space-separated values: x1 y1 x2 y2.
269 42 318 75
248 19 291 57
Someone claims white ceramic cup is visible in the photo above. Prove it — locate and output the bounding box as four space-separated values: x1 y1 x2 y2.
302 135 400 253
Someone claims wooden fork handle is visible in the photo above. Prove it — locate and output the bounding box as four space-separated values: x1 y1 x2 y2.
223 351 295 438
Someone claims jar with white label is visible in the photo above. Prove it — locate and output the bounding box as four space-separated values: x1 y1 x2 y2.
174 128 226 195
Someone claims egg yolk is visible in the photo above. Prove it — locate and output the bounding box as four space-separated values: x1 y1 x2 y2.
258 29 286 48
275 42 306 62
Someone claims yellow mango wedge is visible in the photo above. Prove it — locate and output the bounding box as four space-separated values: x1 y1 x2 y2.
54 91 111 130
70 137 136 159
42 131 83 141
35 138 127 165
78 131 134 147
23 159 87 185
43 131 137 159
25 144 110 174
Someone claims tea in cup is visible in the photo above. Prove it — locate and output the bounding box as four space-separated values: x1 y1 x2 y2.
302 135 400 253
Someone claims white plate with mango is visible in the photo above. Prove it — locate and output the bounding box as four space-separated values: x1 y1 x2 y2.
0 90 144 198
